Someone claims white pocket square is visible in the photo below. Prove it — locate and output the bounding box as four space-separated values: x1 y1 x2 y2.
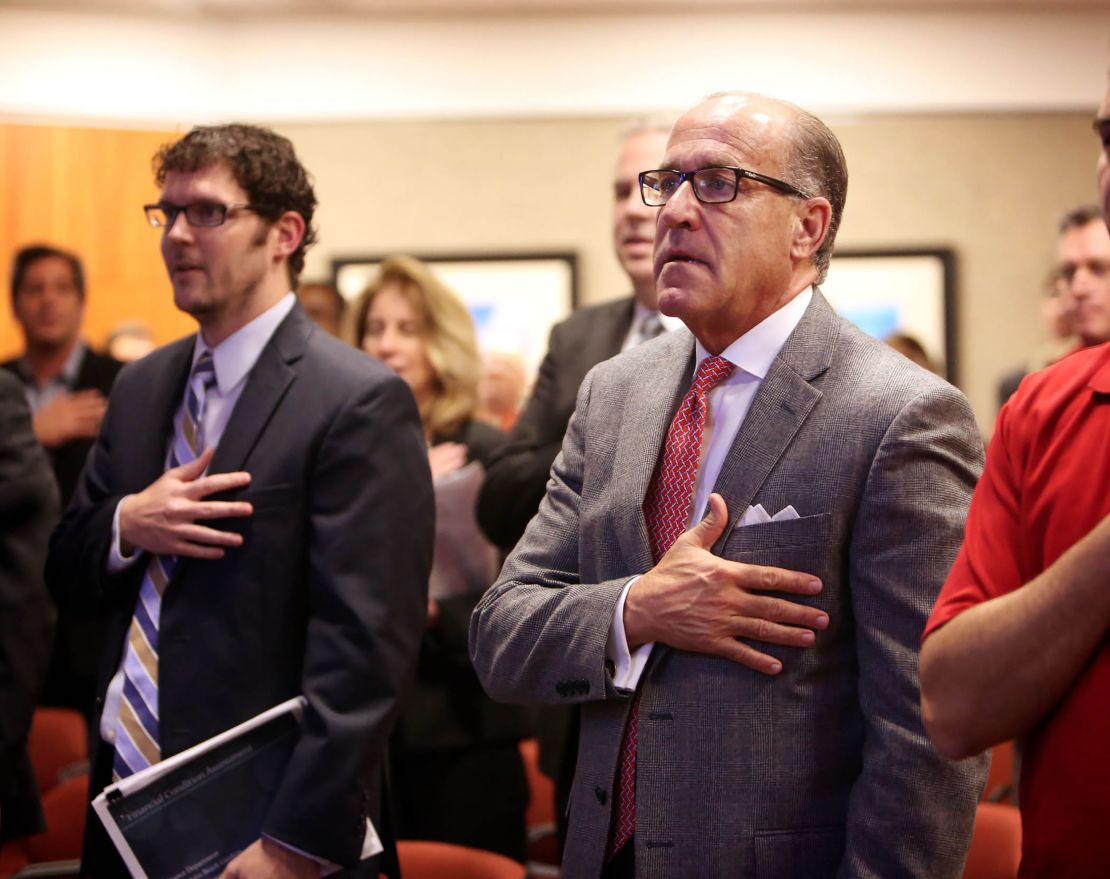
738 503 800 527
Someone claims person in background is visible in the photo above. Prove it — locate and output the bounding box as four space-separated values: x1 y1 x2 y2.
475 123 675 852
356 255 529 862
297 281 346 337
920 81 1110 877
884 331 939 374
2 245 122 505
475 350 528 431
0 370 58 844
2 244 122 736
477 122 676 553
994 208 1106 410
105 319 157 363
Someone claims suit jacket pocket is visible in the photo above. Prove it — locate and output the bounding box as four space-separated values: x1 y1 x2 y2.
722 512 833 556
753 825 844 878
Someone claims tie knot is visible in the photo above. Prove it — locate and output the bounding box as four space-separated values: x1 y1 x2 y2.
692 355 733 395
638 313 665 343
192 352 217 390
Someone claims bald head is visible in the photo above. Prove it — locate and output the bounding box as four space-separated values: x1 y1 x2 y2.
692 92 848 282
652 93 843 352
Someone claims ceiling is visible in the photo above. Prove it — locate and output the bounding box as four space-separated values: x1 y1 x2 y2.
2 0 1107 16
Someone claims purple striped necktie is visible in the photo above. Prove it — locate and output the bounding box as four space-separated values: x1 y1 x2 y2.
112 351 217 781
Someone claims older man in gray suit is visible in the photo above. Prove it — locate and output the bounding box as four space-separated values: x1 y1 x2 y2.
471 92 986 878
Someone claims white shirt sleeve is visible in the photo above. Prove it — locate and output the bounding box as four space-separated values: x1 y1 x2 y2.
607 576 655 691
107 497 143 572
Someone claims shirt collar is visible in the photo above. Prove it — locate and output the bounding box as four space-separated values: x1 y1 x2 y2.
14 339 87 388
695 287 812 379
192 293 296 394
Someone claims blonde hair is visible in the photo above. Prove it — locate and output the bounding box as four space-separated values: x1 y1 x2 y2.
354 255 481 438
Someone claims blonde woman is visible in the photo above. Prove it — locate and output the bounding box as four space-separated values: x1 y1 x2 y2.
355 255 529 860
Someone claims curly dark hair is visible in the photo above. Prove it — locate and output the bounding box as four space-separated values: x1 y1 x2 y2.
153 124 318 287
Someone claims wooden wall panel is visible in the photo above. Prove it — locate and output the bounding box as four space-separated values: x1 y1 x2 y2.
0 123 194 360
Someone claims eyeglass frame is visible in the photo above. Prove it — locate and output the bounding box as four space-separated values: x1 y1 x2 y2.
638 166 812 207
142 201 268 229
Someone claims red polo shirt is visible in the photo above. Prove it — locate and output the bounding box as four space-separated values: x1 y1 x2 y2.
925 341 1110 877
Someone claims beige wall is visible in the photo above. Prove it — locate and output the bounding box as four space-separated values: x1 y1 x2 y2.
281 111 1100 433
0 111 1098 435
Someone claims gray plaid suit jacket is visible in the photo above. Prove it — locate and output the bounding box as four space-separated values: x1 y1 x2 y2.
471 291 987 878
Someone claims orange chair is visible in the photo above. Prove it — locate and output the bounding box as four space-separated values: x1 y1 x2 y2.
982 741 1017 804
0 709 89 878
397 841 526 879
962 802 1022 879
25 709 88 796
518 738 560 874
21 775 88 865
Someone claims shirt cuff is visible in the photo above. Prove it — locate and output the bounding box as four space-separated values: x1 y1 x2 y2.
607 576 654 691
108 497 142 572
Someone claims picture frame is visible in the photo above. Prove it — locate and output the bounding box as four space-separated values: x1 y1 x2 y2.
821 248 957 384
332 251 578 380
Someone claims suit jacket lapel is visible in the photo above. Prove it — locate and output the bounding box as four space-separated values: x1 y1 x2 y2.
138 339 195 487
208 306 309 475
601 298 636 356
612 330 696 575
710 290 839 549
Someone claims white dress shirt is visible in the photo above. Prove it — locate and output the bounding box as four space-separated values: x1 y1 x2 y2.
607 287 813 690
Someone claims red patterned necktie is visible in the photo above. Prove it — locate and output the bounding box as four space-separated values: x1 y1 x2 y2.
606 354 735 860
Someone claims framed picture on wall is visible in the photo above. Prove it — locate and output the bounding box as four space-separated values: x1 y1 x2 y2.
332 252 578 381
821 248 957 384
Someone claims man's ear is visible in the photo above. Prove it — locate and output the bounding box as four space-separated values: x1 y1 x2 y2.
271 210 306 263
791 197 832 264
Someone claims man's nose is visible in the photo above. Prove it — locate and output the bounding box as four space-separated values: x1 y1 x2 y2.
165 209 192 241
659 180 700 229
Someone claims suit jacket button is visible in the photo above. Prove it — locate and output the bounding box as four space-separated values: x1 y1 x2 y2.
595 786 608 805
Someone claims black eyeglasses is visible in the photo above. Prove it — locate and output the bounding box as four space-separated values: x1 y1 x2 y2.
143 202 263 229
639 167 811 206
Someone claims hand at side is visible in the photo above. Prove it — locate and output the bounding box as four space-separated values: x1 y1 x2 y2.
220 838 320 879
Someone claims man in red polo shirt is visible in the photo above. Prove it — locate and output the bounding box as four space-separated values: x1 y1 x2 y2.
920 80 1110 878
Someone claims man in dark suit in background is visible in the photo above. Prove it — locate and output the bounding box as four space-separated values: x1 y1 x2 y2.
472 92 985 878
47 124 432 878
477 123 674 552
476 126 673 843
2 245 122 505
2 245 122 732
0 370 58 843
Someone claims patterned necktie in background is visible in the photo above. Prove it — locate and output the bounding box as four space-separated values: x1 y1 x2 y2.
112 352 217 781
606 354 735 859
638 312 665 345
